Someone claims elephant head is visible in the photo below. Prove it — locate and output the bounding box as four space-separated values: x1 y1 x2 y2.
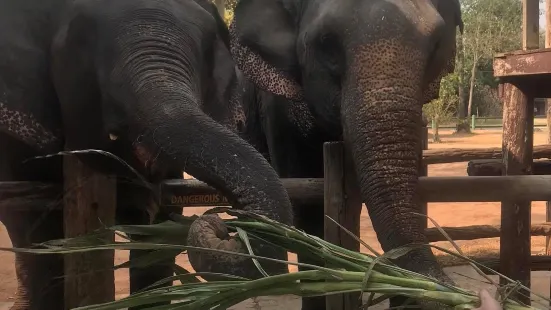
50 0 292 279
226 0 463 295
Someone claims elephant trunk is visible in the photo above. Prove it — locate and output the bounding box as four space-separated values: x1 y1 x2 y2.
135 85 291 279
114 34 292 280
341 45 452 285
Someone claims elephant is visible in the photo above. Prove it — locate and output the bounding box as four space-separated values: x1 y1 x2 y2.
188 0 464 309
0 0 293 308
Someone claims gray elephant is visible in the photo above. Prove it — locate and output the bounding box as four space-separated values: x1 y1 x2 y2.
188 0 463 309
0 0 292 308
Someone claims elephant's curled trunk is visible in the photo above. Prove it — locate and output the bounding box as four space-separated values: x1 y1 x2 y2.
115 34 292 279
132 86 291 279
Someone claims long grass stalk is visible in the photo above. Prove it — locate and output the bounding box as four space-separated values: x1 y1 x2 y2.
0 209 547 310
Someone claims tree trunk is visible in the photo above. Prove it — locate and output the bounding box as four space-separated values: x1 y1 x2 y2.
433 117 441 143
467 54 478 118
454 32 470 134
457 33 466 119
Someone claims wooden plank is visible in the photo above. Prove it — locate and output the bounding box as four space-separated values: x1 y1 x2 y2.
418 175 551 202
323 142 361 310
544 0 551 290
424 224 551 242
423 144 551 164
547 99 551 309
493 49 551 77
523 0 540 50
466 159 551 176
547 0 551 48
160 175 551 206
500 83 533 304
495 48 551 58
63 155 116 309
467 159 505 176
161 178 324 207
439 255 551 273
11 172 551 211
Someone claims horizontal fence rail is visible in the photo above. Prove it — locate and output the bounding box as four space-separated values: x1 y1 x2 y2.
423 144 551 164
3 139 551 308
430 115 548 130
160 175 551 206
6 174 551 210
451 255 551 273
467 159 551 176
425 224 551 242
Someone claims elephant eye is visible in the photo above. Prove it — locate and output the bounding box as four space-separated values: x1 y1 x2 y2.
318 33 338 49
316 33 343 76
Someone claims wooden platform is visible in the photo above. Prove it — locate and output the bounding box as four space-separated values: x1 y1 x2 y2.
494 48 551 98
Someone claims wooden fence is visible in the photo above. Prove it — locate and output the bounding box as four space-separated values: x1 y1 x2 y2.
432 115 548 130
4 133 551 309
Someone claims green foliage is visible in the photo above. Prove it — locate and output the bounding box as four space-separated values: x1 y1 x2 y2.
210 0 236 25
2 209 546 310
460 0 522 54
424 73 460 142
225 0 237 11
223 8 234 26
457 0 522 117
423 73 459 125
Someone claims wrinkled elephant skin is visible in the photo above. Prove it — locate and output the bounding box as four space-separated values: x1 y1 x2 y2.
226 0 464 309
0 0 293 308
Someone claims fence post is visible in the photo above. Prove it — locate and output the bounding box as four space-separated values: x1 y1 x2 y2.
323 142 362 310
500 83 533 305
471 114 476 131
545 0 551 304
63 154 116 309
546 101 551 259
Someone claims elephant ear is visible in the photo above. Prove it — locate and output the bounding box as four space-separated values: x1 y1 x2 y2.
423 0 464 104
230 0 303 102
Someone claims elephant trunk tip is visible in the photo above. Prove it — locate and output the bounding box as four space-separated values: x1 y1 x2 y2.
187 213 288 280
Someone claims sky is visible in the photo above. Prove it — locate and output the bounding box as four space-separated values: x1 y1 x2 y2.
541 2 547 29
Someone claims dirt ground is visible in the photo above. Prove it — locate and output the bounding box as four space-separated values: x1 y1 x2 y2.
1 128 551 309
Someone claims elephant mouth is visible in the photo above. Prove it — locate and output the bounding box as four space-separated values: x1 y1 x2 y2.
132 140 161 177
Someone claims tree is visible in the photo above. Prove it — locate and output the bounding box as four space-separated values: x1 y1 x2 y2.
452 0 523 133
457 0 522 123
210 0 234 25
423 73 459 143
223 8 234 25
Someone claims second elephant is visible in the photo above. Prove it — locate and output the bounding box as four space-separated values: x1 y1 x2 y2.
189 0 464 309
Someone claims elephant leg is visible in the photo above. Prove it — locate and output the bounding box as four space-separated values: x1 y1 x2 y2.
116 179 181 310
0 134 64 310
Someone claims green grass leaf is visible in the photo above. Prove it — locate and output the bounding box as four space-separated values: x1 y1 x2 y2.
1 209 545 310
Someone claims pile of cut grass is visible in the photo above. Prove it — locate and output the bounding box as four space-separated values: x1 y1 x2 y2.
0 208 547 310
